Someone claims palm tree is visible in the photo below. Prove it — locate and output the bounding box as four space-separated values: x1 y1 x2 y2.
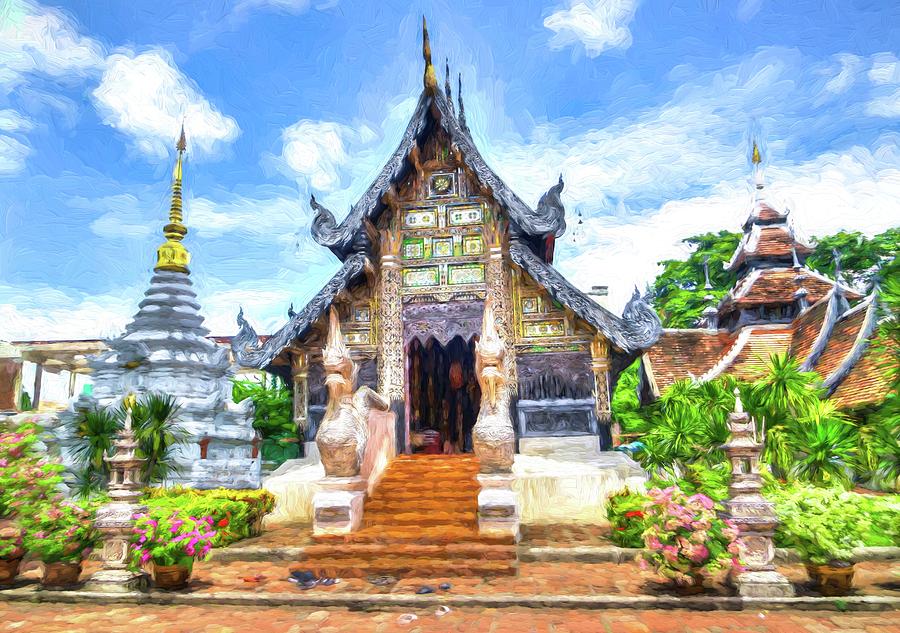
746 353 823 477
129 393 188 484
70 406 121 497
789 400 856 488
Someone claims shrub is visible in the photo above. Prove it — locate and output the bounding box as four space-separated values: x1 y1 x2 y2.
130 512 216 572
769 485 869 564
0 423 64 519
607 490 649 548
142 488 275 547
22 500 100 564
638 486 740 586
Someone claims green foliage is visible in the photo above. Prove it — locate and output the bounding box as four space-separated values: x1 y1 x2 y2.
0 422 64 519
0 524 25 560
606 490 649 548
633 378 735 475
769 485 870 564
22 500 100 564
651 230 741 328
142 487 276 547
69 393 189 496
611 361 650 435
788 401 856 488
651 462 731 502
233 374 297 466
130 393 189 485
806 228 899 288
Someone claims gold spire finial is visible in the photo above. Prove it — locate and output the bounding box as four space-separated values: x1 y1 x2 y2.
422 16 437 92
752 141 761 165
155 127 191 273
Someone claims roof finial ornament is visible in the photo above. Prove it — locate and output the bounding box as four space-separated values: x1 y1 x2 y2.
422 16 437 92
457 72 468 130
751 140 765 191
155 125 190 274
702 255 713 290
445 58 452 99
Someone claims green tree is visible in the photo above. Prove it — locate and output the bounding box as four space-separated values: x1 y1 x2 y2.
806 228 899 287
651 231 741 328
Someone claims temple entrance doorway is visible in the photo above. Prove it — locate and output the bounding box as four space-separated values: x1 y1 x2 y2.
406 335 480 454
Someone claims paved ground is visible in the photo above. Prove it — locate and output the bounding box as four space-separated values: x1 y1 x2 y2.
1 603 899 632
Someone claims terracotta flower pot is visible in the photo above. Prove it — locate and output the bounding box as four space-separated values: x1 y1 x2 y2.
41 561 82 588
153 564 191 590
806 562 855 596
0 557 22 586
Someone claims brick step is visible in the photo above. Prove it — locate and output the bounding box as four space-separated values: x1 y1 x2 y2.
373 480 481 492
299 543 516 561
383 462 479 472
313 526 514 545
364 511 477 528
366 492 478 506
378 473 479 484
291 557 517 578
364 499 477 514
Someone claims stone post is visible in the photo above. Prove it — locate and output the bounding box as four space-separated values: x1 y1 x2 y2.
377 228 405 452
291 351 315 457
84 396 149 592
723 391 794 597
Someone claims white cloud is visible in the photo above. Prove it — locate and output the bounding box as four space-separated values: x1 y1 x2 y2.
92 49 240 159
822 53 862 95
0 0 104 88
554 139 900 313
280 119 355 192
544 0 640 57
186 191 310 239
0 134 29 173
867 53 900 85
736 0 764 22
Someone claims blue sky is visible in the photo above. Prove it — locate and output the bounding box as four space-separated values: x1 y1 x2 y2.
1 0 898 340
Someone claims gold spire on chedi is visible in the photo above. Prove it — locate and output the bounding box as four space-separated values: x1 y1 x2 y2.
155 126 191 273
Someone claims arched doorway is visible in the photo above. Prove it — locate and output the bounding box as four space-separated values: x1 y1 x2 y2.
406 335 480 454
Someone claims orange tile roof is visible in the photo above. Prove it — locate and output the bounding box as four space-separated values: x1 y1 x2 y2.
789 296 830 362
754 204 785 223
812 307 868 380
728 328 795 380
725 268 861 309
830 342 897 410
644 330 736 394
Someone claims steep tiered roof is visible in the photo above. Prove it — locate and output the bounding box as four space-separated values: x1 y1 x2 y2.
640 145 889 412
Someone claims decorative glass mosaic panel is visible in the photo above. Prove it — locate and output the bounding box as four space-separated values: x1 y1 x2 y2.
447 263 485 285
428 172 455 197
447 205 483 227
462 234 484 255
521 297 540 314
403 208 438 229
402 237 425 260
432 237 453 258
523 319 565 337
343 331 371 345
402 266 440 287
354 306 371 322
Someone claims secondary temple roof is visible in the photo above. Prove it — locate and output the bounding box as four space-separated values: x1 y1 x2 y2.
641 149 888 412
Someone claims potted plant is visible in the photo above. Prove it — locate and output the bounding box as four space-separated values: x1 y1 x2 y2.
130 511 217 590
23 501 100 589
0 523 26 586
638 486 740 594
607 490 649 548
773 485 865 596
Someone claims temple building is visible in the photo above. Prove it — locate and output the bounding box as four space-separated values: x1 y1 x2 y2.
232 20 662 459
639 146 890 413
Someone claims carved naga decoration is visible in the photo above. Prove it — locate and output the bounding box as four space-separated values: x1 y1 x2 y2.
316 307 390 477
472 298 516 473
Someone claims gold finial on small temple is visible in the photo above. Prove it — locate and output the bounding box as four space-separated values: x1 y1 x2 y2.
155 126 191 273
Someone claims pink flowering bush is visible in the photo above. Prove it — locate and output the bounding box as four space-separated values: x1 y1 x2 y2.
0 423 64 519
22 500 100 564
638 486 741 587
129 511 217 572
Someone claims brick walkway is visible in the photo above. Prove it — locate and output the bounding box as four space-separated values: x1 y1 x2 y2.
1 603 897 632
